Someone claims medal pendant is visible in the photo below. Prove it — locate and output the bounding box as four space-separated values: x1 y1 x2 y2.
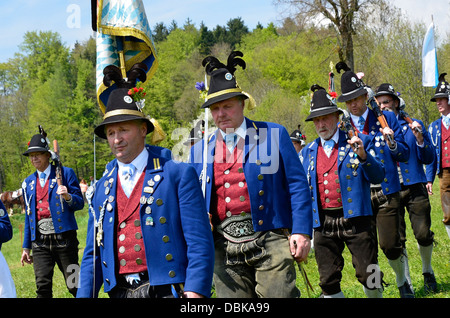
96 228 103 246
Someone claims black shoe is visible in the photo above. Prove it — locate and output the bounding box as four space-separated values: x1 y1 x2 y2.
423 272 437 293
398 281 415 298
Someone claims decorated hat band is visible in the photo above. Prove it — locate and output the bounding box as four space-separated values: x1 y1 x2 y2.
103 109 146 120
205 88 243 102
340 87 366 98
205 87 256 110
26 146 49 152
309 105 339 114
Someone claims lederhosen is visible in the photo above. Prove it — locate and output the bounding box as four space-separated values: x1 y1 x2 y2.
439 121 450 225
32 177 78 298
211 134 298 298
212 135 262 263
314 142 378 295
355 117 403 260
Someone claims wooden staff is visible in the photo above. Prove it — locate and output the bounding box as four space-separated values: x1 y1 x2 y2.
367 96 395 146
398 98 422 134
339 109 359 152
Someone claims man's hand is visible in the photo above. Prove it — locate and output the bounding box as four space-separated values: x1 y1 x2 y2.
380 127 396 149
57 185 71 201
289 234 311 263
21 248 33 266
426 182 433 195
409 121 424 145
348 136 366 161
183 291 205 298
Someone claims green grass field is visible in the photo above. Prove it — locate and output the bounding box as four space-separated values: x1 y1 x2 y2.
2 182 449 298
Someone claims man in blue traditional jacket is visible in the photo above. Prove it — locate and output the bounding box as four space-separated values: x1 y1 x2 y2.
190 51 313 298
335 62 412 297
375 83 437 294
301 85 384 298
77 64 214 298
426 73 450 248
20 130 84 297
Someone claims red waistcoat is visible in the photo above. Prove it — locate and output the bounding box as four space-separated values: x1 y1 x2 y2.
352 117 369 135
213 136 251 222
317 143 342 210
442 122 450 169
36 178 50 221
116 171 147 275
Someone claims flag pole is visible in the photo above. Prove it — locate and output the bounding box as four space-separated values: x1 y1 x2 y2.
91 0 98 298
117 36 127 79
202 74 209 196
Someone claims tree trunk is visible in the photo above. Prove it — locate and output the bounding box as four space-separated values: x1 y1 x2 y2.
339 3 356 70
339 26 355 71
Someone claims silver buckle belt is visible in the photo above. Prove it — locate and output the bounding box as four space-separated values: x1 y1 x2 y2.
216 214 261 243
37 218 56 235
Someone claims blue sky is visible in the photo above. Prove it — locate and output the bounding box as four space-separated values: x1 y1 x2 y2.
0 0 448 63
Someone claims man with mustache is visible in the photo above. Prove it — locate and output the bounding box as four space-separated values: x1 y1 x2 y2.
301 85 384 298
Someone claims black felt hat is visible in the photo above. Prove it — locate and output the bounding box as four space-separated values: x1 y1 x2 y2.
183 120 205 146
290 125 306 143
23 134 50 156
306 85 342 121
201 51 255 109
94 64 154 139
375 83 400 102
336 62 367 103
431 73 450 102
23 126 51 156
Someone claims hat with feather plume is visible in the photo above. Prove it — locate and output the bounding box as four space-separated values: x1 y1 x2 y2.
431 73 450 102
94 63 165 143
183 120 205 146
23 125 51 156
305 84 342 121
201 51 256 109
336 61 367 103
290 125 306 144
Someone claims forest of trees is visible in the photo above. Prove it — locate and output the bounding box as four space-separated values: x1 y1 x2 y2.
0 1 448 191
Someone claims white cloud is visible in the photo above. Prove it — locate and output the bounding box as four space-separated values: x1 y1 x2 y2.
388 0 449 36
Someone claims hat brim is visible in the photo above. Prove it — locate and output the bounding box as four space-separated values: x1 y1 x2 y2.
375 91 399 101
94 115 154 139
305 108 343 122
202 92 248 108
23 147 50 156
431 93 449 102
337 87 367 103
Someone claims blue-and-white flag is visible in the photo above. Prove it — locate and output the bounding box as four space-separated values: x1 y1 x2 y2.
93 0 158 113
422 21 439 87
